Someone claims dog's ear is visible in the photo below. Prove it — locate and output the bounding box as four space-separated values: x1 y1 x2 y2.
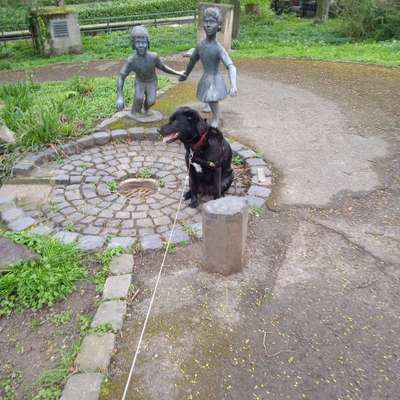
183 107 200 122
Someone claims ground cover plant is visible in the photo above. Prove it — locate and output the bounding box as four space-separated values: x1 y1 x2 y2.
0 232 86 315
0 75 170 182
0 10 399 72
0 24 196 70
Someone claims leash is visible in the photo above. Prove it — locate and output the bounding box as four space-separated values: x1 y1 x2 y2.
121 174 189 400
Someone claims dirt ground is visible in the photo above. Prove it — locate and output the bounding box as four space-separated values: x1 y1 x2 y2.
1 58 399 399
0 264 99 399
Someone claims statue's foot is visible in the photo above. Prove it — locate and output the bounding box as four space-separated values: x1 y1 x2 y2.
202 103 212 113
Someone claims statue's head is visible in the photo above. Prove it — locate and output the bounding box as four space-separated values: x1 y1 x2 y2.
203 7 223 33
131 26 150 53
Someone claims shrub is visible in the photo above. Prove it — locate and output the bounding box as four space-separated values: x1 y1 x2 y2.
0 232 86 315
338 0 400 40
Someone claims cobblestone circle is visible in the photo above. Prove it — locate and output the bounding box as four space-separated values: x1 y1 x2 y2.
2 128 273 251
43 141 249 238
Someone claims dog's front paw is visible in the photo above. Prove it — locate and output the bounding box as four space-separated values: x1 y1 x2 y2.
184 190 191 200
189 198 199 208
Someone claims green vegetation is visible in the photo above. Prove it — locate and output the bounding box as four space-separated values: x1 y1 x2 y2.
51 309 74 326
0 0 197 31
232 14 400 66
0 75 170 183
137 167 153 179
338 0 400 40
94 246 124 292
0 366 21 400
232 154 245 166
249 205 264 217
0 24 196 71
106 179 119 193
0 232 86 316
32 341 80 400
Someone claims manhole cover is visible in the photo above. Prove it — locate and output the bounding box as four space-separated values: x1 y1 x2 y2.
119 178 158 199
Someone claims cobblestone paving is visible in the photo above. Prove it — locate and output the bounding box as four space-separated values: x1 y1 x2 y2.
41 140 248 238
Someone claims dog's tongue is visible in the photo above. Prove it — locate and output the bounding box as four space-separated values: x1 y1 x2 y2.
162 132 179 143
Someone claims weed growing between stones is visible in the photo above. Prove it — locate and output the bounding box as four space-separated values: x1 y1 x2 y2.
137 167 153 179
94 246 125 292
249 205 264 217
0 232 86 316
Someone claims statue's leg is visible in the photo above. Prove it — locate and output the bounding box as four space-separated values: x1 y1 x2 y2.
133 80 145 114
209 102 220 128
143 81 157 115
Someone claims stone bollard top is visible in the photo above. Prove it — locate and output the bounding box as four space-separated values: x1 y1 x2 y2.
203 196 248 217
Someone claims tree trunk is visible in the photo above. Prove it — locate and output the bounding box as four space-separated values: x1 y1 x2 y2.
316 0 330 21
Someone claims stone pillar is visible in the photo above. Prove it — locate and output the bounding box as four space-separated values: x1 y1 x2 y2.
198 2 234 51
202 196 248 276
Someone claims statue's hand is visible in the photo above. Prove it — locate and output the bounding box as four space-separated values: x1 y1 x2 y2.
116 96 125 111
178 72 188 82
229 86 238 97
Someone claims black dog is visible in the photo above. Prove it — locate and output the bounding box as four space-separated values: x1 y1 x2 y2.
159 107 233 208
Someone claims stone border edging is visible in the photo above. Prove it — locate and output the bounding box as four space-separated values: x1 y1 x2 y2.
1 128 273 253
61 253 134 400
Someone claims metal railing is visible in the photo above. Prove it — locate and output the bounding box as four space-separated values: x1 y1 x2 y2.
0 9 197 42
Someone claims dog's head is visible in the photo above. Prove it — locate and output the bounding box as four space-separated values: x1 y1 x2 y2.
158 107 208 146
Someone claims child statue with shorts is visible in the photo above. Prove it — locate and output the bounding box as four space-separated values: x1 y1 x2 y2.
116 26 184 119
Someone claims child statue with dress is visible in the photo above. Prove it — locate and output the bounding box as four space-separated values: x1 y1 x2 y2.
116 26 185 119
179 7 238 128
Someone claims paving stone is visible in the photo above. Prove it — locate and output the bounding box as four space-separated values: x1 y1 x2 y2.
0 237 38 272
24 152 44 165
75 333 115 372
103 275 132 300
190 222 203 239
78 235 106 252
108 237 136 251
0 194 16 211
110 254 134 275
162 227 190 244
54 231 80 245
230 142 245 152
70 175 83 184
140 234 163 251
247 185 272 199
13 161 34 176
92 300 127 331
61 373 104 400
237 149 257 159
246 157 267 167
8 217 36 232
82 226 102 235
136 218 153 228
246 195 265 208
76 135 95 149
127 127 145 140
60 142 79 155
250 166 272 177
30 224 53 236
111 129 128 141
252 175 272 187
1 207 24 223
93 131 111 145
153 216 172 226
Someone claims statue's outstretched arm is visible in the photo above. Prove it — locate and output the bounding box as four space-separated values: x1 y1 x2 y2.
156 57 185 77
180 48 200 81
220 46 237 96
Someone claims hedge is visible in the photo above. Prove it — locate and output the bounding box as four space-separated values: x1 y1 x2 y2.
0 0 198 30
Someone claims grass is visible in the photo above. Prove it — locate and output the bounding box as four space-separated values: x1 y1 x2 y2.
94 246 125 292
232 14 400 66
0 232 86 316
0 24 196 71
0 13 399 70
0 75 170 183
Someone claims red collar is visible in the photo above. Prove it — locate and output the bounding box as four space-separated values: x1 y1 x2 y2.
191 131 208 151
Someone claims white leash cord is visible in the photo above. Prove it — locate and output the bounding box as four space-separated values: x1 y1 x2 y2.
121 175 189 400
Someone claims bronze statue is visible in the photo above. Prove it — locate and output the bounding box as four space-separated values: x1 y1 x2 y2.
116 26 184 118
180 7 237 128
